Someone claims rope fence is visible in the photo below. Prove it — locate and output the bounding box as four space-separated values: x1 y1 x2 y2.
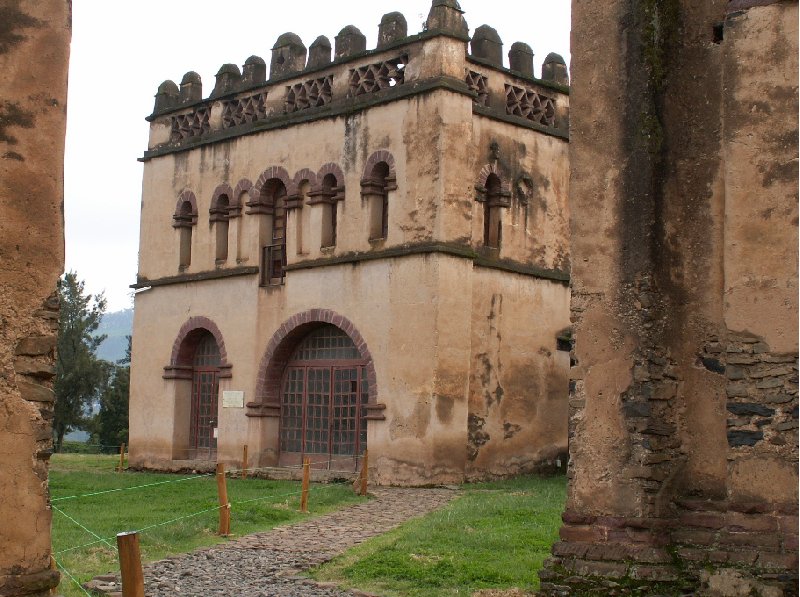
51 450 370 596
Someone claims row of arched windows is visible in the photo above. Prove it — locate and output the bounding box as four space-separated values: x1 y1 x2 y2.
172 152 397 282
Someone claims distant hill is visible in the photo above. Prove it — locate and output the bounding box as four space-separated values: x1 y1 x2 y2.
94 308 133 363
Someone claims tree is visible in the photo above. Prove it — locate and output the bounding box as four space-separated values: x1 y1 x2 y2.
89 337 130 452
53 271 107 451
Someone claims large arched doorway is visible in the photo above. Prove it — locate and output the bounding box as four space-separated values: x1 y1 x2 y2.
189 331 221 459
279 325 369 467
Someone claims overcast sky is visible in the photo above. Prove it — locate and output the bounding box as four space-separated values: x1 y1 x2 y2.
64 0 571 312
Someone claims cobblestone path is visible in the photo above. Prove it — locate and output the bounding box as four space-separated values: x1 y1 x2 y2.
112 487 456 597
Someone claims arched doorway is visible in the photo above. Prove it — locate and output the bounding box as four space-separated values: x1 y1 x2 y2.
279 325 369 467
189 331 221 459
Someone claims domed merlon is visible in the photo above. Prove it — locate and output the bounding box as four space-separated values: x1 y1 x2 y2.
179 71 202 103
273 32 304 49
308 36 332 69
425 0 468 36
335 25 367 60
378 12 408 48
509 42 534 77
270 32 307 79
211 63 242 98
541 52 569 86
242 55 267 86
471 24 503 67
154 79 179 113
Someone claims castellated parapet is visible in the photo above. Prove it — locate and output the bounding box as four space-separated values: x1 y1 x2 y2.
131 0 571 489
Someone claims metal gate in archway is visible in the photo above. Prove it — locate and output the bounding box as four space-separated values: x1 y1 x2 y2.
189 332 220 459
279 325 369 467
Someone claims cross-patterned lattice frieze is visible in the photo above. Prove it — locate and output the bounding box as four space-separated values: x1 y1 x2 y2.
170 107 210 142
504 84 556 127
465 70 489 107
349 56 407 97
285 76 333 112
222 92 268 128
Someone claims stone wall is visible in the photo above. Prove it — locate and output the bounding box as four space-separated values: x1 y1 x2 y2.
540 0 797 595
0 1 70 595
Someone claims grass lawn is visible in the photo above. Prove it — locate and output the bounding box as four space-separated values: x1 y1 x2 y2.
312 475 567 597
50 453 366 597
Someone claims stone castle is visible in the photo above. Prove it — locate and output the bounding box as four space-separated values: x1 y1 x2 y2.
1 0 796 595
128 0 572 484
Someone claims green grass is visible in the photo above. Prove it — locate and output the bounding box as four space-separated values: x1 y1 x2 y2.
50 454 366 596
312 475 567 597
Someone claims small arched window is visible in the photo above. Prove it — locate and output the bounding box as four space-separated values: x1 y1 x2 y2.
173 195 197 268
321 173 338 247
366 162 390 240
211 194 230 262
484 173 502 249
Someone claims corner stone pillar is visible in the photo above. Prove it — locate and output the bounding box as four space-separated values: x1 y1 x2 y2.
540 0 798 594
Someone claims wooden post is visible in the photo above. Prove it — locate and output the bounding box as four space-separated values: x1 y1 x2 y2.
216 463 231 535
241 444 248 479
49 555 58 595
300 456 310 513
116 532 145 597
359 449 369 496
117 442 126 473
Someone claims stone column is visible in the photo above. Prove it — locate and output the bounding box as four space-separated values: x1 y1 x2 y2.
0 1 71 595
540 0 798 594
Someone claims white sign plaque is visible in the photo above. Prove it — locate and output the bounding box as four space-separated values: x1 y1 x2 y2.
222 390 245 408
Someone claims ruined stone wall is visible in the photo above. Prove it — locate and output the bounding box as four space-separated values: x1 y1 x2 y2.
540 1 798 595
0 1 71 595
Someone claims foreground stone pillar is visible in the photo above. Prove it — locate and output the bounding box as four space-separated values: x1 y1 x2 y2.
541 0 798 594
0 1 71 595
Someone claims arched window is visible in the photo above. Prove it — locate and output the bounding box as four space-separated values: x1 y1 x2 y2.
321 173 338 247
211 194 230 262
258 179 288 285
365 162 390 240
484 173 502 248
173 196 197 268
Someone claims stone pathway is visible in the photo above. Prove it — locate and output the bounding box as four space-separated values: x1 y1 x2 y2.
87 487 458 597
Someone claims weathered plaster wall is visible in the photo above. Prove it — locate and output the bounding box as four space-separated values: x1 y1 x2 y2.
466 270 569 479
541 0 798 594
0 1 70 595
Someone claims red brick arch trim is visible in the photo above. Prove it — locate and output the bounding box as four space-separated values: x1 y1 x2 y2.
233 179 254 204
163 316 232 379
173 190 198 227
292 168 318 190
317 163 345 187
253 166 292 198
362 150 396 181
475 163 512 205
250 309 381 418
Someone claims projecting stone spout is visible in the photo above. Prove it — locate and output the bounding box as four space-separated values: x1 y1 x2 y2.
335 25 366 60
308 36 332 69
154 80 179 113
509 42 534 77
242 55 267 87
425 0 468 37
541 52 569 86
471 25 503 67
271 32 307 78
211 63 242 98
179 71 202 103
378 12 408 48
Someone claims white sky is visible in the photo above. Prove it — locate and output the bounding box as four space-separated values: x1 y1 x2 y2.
64 0 571 312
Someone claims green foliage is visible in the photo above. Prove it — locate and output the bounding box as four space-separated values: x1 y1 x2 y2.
88 337 131 452
314 475 567 596
53 272 107 452
50 453 367 597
